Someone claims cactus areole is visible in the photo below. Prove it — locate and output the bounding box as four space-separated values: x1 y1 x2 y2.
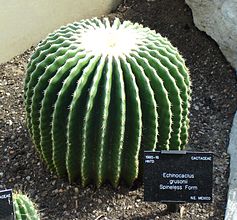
24 17 191 187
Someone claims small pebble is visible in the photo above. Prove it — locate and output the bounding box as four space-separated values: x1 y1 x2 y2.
74 187 79 194
194 105 200 111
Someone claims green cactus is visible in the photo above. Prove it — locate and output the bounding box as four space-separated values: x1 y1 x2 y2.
24 17 191 187
13 192 40 220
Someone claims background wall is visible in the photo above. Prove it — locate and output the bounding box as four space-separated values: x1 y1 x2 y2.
0 0 121 64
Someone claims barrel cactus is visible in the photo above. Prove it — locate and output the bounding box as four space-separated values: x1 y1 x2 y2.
24 17 191 187
13 192 40 220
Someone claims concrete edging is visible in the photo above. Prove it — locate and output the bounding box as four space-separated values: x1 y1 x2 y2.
0 0 121 64
225 109 237 219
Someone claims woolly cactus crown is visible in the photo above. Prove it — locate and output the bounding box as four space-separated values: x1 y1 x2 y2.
24 17 191 187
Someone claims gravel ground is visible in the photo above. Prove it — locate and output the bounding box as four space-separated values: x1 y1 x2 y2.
0 0 237 219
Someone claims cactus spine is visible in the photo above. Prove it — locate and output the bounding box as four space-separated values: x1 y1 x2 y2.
13 192 40 220
24 17 191 187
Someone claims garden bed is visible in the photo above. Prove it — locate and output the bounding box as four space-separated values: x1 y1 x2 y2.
0 0 237 219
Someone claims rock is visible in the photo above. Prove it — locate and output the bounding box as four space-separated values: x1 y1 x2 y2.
185 0 237 69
